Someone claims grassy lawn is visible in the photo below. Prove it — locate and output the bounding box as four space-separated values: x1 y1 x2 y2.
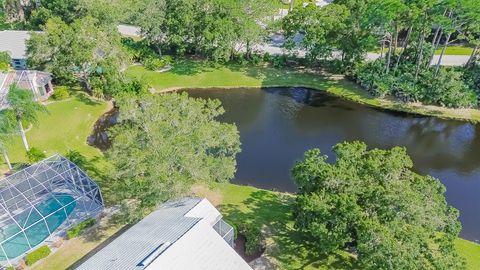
195 184 357 269
196 183 480 270
31 224 124 270
455 238 480 270
1 93 109 170
126 61 480 123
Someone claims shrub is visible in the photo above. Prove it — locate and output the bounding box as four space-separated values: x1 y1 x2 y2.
51 86 69 100
271 55 288 68
144 57 166 71
26 148 46 163
25 245 51 266
6 266 15 270
239 223 263 256
66 218 96 239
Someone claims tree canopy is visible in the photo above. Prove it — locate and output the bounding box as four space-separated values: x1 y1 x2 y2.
135 0 276 61
106 93 241 218
27 16 127 97
292 141 465 269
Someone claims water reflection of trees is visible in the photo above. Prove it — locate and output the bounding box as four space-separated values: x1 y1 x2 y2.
406 119 480 174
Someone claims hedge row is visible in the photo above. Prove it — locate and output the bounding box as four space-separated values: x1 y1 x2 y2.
25 245 51 266
66 218 96 239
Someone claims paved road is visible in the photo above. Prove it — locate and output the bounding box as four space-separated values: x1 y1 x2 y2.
117 25 469 66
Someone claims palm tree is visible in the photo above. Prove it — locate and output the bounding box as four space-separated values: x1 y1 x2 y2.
6 85 47 151
0 110 18 171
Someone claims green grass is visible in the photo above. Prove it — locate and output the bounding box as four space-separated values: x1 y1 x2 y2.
126 60 480 123
2 93 109 168
456 238 480 270
196 183 357 269
435 46 474 56
197 183 480 270
375 45 474 55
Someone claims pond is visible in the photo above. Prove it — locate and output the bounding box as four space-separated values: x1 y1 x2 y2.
89 87 480 243
187 87 480 243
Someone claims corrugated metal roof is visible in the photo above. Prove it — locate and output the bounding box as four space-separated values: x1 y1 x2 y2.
76 198 251 270
76 198 203 270
0 31 31 59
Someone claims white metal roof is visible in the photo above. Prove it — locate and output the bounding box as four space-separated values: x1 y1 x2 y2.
117 24 141 38
0 31 31 59
76 198 251 270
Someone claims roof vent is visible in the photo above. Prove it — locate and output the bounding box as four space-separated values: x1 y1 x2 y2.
138 242 171 268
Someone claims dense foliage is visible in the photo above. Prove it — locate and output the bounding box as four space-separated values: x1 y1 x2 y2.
353 60 478 107
283 0 480 108
292 141 465 269
106 93 241 219
135 0 275 61
27 16 127 97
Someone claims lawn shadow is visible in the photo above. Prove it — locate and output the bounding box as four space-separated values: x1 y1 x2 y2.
169 59 219 76
73 92 103 106
220 189 357 269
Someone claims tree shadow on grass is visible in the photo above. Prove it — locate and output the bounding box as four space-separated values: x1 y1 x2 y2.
73 92 103 106
169 59 220 76
220 190 357 269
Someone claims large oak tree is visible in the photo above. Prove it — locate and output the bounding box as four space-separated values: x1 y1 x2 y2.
292 141 465 269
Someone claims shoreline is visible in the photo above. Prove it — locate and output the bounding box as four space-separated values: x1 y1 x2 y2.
135 65 480 123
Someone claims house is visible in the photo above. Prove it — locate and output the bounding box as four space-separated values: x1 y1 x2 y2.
76 198 252 270
0 31 33 70
0 70 54 110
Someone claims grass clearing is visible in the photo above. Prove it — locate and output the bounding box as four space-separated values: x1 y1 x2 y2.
195 183 480 270
31 224 123 270
126 61 480 123
1 93 109 170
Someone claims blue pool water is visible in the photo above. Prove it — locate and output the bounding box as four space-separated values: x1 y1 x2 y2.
0 193 76 260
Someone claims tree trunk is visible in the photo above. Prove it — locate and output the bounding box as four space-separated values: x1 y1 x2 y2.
380 39 385 58
2 150 12 170
434 32 451 77
18 119 29 151
415 31 426 81
394 25 413 70
429 30 443 66
392 24 399 56
466 45 478 66
289 0 294 11
156 45 162 57
386 37 392 74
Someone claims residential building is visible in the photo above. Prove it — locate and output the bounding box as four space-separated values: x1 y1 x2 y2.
76 198 252 270
0 31 33 70
0 70 54 110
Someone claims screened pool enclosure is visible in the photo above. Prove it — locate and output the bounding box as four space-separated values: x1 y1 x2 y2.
0 155 103 265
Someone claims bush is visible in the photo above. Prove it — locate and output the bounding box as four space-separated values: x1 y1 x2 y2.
352 59 478 108
25 245 51 266
144 57 163 70
26 148 46 163
66 218 96 239
6 266 15 270
239 223 263 256
271 55 288 68
51 86 69 100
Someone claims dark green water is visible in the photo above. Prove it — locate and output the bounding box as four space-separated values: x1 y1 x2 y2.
187 87 480 243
